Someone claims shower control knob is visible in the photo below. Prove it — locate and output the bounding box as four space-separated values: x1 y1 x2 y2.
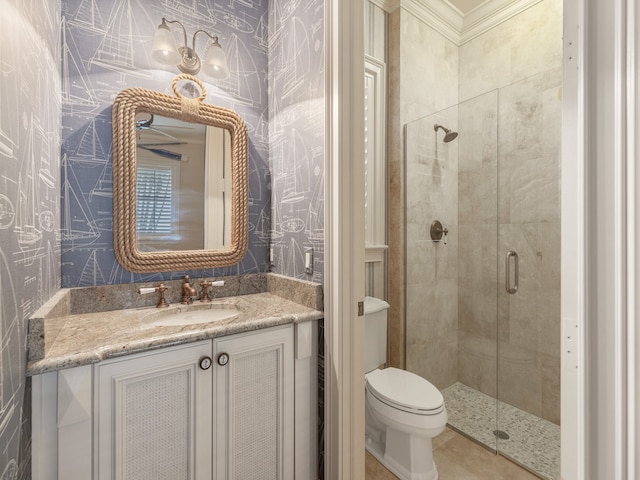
199 356 212 370
217 352 230 366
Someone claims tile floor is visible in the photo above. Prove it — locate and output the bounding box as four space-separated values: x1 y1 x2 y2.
442 383 560 480
365 427 540 480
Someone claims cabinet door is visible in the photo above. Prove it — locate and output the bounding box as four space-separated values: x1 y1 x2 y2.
95 341 213 480
213 325 294 480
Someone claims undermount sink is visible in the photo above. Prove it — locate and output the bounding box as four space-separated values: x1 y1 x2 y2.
145 305 240 327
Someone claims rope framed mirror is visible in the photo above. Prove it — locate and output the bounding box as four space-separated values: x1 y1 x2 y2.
112 74 249 272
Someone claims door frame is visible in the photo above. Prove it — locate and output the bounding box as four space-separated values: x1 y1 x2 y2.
324 0 640 478
324 0 366 479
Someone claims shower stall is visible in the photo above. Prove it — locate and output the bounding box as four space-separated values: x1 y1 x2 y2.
404 67 562 479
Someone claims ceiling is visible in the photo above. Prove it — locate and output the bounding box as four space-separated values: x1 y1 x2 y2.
447 0 487 14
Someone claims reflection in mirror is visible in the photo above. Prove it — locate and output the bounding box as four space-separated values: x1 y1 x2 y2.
112 75 248 273
134 114 231 252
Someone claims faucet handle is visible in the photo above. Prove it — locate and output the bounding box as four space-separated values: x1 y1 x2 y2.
200 280 212 302
138 284 170 308
199 280 225 302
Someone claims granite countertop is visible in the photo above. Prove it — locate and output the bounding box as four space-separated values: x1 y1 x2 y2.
27 273 323 376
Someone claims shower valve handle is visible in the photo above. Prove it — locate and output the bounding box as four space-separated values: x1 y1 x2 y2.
430 220 448 244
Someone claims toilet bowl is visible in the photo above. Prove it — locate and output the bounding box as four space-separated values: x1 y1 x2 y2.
363 297 447 480
365 367 447 480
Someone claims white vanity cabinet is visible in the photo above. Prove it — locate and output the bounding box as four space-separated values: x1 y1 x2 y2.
212 326 294 479
94 340 214 480
32 322 318 480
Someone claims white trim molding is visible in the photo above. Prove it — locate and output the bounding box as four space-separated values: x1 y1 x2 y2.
625 0 639 477
580 0 640 477
461 0 542 43
372 0 543 45
561 0 586 477
324 0 366 478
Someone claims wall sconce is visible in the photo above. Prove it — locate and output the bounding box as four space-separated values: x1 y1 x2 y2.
151 18 230 79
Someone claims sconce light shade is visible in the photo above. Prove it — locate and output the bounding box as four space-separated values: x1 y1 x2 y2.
203 41 230 79
151 22 181 65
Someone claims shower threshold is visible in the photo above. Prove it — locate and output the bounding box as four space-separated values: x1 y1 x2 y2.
442 382 560 480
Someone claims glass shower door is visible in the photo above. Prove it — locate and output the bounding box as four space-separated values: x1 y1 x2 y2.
404 90 500 452
454 90 500 451
495 69 562 479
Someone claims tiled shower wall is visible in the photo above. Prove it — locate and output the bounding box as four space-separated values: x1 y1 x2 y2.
60 0 325 287
0 1 62 477
457 0 562 424
390 0 562 423
405 105 459 391
388 7 460 370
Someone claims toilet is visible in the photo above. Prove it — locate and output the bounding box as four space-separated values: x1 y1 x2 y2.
364 297 447 480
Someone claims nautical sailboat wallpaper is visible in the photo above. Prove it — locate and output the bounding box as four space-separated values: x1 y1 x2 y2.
0 1 62 477
0 0 324 475
60 0 325 287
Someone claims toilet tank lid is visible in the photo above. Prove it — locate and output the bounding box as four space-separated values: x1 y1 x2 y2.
364 297 389 314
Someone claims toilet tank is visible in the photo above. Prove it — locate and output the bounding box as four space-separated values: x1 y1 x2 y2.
364 296 390 373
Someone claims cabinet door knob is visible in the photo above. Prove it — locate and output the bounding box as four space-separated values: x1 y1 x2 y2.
217 352 229 366
199 356 213 370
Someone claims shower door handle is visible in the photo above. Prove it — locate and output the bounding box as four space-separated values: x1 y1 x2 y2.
505 251 519 294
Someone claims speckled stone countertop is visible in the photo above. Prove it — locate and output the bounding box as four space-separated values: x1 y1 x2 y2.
27 273 323 376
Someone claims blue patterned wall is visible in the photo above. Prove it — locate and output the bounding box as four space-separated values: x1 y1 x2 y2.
0 1 62 477
60 0 272 286
0 0 325 474
268 0 324 282
61 0 325 287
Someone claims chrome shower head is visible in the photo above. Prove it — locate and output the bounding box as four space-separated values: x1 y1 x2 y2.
434 123 458 143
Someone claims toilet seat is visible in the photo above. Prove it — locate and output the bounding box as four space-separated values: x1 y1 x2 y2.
366 368 444 415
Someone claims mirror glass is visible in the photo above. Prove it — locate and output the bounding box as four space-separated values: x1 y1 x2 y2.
135 113 232 252
112 81 248 273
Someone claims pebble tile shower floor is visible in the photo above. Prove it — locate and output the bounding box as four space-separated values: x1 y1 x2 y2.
442 382 560 480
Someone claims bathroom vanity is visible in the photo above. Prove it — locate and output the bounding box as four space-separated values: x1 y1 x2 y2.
28 273 322 480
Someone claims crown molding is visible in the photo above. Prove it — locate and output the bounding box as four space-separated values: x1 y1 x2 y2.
461 0 543 43
399 0 464 45
368 0 399 12
372 0 544 46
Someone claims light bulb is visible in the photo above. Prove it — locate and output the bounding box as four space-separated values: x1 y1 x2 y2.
151 22 181 65
202 41 230 79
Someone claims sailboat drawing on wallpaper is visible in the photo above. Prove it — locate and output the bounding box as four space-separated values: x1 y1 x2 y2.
72 120 108 165
0 246 20 438
0 129 14 159
0 61 16 159
278 17 310 101
210 6 254 34
280 129 309 206
0 195 15 230
270 0 301 36
69 0 107 34
253 13 268 50
61 17 98 109
163 0 213 24
15 118 44 251
90 162 113 200
90 0 153 79
61 154 100 247
220 34 261 107
79 251 106 286
256 209 283 243
284 237 304 278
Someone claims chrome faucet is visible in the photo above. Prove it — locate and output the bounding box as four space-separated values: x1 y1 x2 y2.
181 275 197 304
